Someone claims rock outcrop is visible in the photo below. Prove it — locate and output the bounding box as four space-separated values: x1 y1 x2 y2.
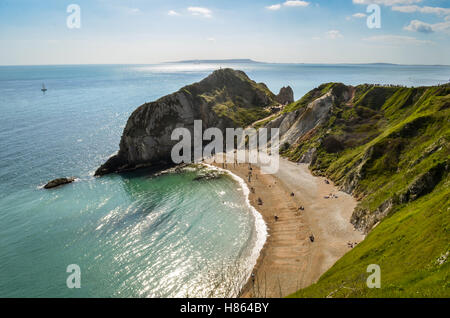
193 171 223 181
276 86 294 105
351 198 394 233
398 161 448 204
95 69 279 176
298 147 317 164
44 177 76 189
265 88 351 148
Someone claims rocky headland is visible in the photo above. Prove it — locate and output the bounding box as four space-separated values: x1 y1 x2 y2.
95 69 287 176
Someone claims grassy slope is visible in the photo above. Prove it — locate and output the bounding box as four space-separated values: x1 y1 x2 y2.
290 181 449 297
283 83 450 297
188 69 276 127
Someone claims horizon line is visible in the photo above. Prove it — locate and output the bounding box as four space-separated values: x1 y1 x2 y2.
1 61 450 67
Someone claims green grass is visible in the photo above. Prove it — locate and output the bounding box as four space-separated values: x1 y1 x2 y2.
213 102 271 127
280 83 450 298
190 69 278 127
290 181 449 298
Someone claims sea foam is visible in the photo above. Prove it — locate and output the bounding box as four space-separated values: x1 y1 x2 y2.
203 163 268 296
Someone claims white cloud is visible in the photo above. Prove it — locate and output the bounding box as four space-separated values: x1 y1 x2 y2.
326 30 343 39
427 20 450 33
266 4 282 10
283 1 310 7
364 35 433 45
392 5 450 15
405 19 450 33
126 8 141 15
188 7 212 18
352 13 367 18
168 10 180 16
391 5 419 13
207 37 216 42
266 1 309 11
353 0 422 6
404 20 434 33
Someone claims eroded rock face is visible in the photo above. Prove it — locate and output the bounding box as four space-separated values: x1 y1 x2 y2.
399 161 448 203
44 177 76 189
350 161 448 233
299 147 317 164
276 86 294 105
351 199 394 233
267 91 336 147
95 69 279 176
340 146 374 194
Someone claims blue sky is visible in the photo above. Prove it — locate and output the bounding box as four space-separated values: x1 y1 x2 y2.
0 0 449 65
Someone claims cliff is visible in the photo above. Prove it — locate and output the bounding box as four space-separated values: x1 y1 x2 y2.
263 82 449 297
95 69 279 176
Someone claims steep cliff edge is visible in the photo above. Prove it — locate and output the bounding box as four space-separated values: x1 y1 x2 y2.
265 82 449 297
270 83 449 233
95 69 279 176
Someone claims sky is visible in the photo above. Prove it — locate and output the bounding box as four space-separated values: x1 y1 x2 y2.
0 0 449 65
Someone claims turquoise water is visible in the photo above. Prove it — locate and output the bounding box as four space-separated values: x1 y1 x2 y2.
0 63 449 297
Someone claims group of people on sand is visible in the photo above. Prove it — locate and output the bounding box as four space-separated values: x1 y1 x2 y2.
269 187 317 244
347 241 358 249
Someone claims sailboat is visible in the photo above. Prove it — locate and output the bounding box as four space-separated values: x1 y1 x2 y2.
41 83 47 94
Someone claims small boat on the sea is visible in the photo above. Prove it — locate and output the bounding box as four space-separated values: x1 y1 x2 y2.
41 83 47 93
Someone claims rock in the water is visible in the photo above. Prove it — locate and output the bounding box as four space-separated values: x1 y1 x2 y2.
44 177 76 189
193 172 223 181
276 86 294 105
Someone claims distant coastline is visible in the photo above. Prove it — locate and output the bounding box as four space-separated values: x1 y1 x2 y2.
168 58 266 64
2 60 450 67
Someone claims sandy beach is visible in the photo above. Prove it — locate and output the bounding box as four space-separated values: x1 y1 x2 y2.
213 158 364 298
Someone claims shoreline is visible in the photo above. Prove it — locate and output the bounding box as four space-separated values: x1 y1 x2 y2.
211 159 365 298
202 163 268 297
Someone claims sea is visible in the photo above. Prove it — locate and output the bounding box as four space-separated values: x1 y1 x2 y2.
0 62 449 297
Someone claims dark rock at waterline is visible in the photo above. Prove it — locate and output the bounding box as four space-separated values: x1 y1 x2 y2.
44 177 76 189
95 155 129 176
193 172 222 181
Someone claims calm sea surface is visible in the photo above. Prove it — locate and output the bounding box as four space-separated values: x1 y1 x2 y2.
0 62 449 297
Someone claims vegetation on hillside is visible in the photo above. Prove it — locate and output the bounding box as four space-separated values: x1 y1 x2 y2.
281 83 449 297
185 68 277 127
